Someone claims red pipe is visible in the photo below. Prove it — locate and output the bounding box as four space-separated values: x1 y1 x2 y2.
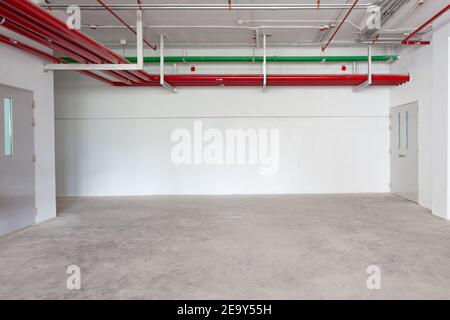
0 9 137 83
96 0 156 50
2 19 88 63
2 0 156 82
0 32 411 88
0 4 143 83
0 33 61 63
2 20 133 83
402 4 450 44
0 6 102 63
403 41 431 46
0 34 116 85
0 0 410 88
322 0 359 51
114 74 410 87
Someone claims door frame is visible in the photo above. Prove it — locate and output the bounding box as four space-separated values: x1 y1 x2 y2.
390 100 419 203
0 82 36 236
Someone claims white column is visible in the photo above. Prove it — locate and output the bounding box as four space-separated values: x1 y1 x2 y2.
431 20 450 219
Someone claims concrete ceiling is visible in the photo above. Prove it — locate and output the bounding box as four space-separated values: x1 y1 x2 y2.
43 0 450 47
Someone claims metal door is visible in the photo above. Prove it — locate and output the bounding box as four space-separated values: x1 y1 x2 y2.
0 84 35 236
390 102 418 203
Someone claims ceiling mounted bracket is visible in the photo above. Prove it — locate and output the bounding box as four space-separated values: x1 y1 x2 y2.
354 44 372 91
262 33 271 92
160 34 178 93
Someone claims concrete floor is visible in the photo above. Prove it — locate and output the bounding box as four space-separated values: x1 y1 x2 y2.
0 194 449 300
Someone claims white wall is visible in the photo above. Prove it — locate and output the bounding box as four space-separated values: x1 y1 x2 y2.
390 17 450 218
0 34 56 223
389 38 433 209
55 47 391 196
431 19 450 219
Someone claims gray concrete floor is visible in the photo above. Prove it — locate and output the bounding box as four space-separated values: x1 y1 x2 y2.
0 194 449 300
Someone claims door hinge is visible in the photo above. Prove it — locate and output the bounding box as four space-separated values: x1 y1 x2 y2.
32 101 36 109
32 118 36 127
33 207 38 217
32 154 37 163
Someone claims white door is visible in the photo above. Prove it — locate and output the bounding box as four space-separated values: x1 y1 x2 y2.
390 102 418 203
0 84 35 236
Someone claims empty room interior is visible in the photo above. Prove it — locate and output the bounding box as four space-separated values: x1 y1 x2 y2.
0 0 450 300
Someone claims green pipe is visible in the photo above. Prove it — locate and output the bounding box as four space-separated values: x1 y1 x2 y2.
62 55 398 64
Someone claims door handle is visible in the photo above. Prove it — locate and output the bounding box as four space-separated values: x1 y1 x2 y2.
398 154 406 158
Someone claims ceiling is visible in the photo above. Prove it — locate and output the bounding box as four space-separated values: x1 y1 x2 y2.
42 0 450 47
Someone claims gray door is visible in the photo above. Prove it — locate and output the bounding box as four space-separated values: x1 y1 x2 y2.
0 84 35 236
390 102 418 203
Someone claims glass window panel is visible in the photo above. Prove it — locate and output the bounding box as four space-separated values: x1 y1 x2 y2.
397 112 401 149
405 111 409 150
4 97 13 156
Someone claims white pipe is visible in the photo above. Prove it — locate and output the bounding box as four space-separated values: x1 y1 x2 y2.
82 25 330 30
42 3 379 11
81 23 429 34
104 40 407 47
390 0 427 29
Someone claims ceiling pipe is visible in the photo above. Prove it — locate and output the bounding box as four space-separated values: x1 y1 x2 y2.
2 19 88 63
0 20 133 83
0 6 102 63
318 0 351 45
39 3 378 11
78 19 431 33
112 74 410 87
95 0 156 50
63 55 398 64
0 3 140 83
0 6 140 83
322 0 359 51
402 4 450 44
102 40 417 47
403 41 431 45
82 24 339 31
390 0 427 29
43 9 147 73
0 34 116 85
0 33 410 88
2 0 155 83
0 0 411 89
